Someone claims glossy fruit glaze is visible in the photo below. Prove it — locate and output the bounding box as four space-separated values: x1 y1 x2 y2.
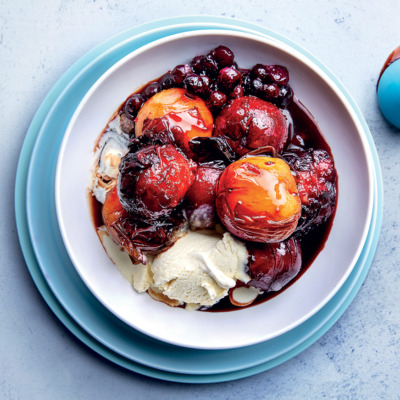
90 45 337 311
216 156 301 242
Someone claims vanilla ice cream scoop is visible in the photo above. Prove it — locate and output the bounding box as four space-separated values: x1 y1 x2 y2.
99 227 250 308
150 230 249 307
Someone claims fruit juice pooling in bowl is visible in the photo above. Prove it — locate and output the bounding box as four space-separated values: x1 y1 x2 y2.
88 45 338 312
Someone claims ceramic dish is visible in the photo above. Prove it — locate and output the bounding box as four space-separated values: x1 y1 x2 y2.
55 29 374 350
15 16 382 382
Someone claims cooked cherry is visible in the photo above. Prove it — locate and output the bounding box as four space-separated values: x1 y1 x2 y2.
170 64 192 86
213 96 288 157
159 73 174 89
124 94 144 120
268 65 289 86
230 85 244 99
142 82 162 100
262 83 280 99
216 156 301 242
118 144 195 220
190 54 218 77
276 84 293 108
217 67 242 93
247 237 302 292
208 45 235 69
251 64 270 82
184 73 211 98
202 55 219 77
290 133 307 148
207 90 228 112
190 55 206 74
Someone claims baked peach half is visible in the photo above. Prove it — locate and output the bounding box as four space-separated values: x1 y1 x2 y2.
216 155 301 242
135 88 213 157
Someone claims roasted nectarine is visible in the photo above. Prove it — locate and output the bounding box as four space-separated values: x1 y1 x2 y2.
216 155 301 242
135 88 213 157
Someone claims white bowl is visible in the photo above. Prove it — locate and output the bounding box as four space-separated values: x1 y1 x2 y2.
56 30 374 350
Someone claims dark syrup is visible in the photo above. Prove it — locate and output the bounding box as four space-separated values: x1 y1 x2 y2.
206 97 337 312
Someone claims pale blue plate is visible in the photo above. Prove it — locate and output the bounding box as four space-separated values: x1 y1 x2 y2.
16 16 382 383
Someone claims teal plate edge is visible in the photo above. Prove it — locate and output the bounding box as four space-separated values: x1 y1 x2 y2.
15 16 383 383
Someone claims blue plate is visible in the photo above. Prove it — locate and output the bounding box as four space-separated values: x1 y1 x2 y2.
16 16 383 382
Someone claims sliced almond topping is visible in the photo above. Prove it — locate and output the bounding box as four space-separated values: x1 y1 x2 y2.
229 286 259 307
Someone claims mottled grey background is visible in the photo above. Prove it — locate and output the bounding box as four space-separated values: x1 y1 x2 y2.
1 0 400 399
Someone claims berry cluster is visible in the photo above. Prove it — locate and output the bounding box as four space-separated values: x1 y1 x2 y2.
123 45 293 121
283 147 337 237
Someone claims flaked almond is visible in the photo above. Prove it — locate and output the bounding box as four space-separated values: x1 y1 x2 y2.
229 286 259 307
148 287 182 308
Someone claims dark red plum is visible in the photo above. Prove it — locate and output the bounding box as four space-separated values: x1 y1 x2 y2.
213 96 288 157
118 143 196 221
247 238 302 292
185 164 224 228
102 187 185 264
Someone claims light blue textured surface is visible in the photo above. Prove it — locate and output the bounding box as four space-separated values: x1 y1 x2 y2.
2 1 400 399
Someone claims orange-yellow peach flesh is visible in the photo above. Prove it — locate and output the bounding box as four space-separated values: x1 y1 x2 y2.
134 88 213 142
221 156 301 222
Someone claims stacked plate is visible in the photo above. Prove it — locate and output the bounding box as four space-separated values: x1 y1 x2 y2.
15 17 382 383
